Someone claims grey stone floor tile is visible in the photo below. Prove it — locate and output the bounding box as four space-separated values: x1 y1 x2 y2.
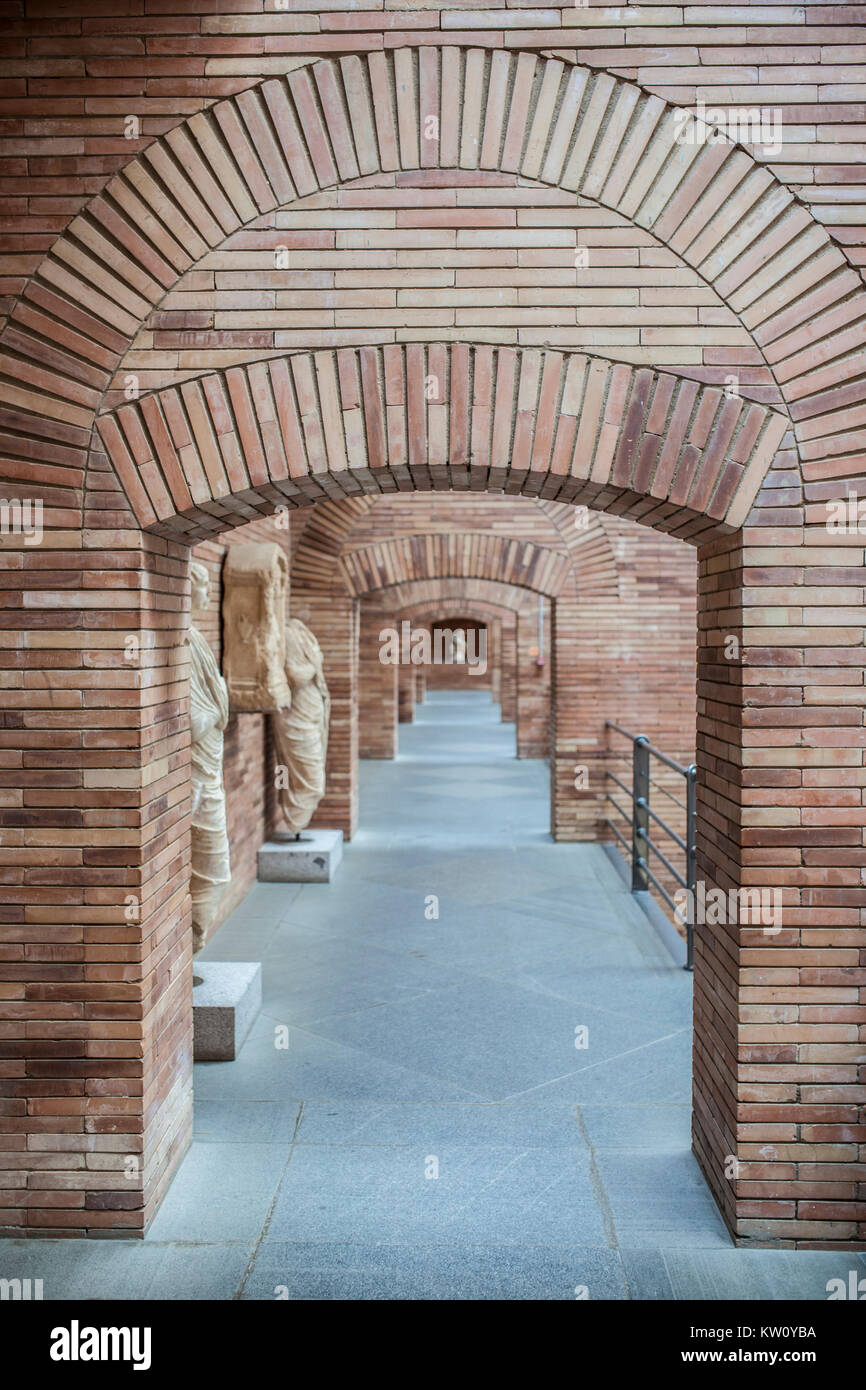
281 877 426 935
295 1100 585 1148
578 1104 692 1150
619 1248 677 1300
594 1151 731 1249
530 1029 692 1104
193 1100 302 1144
243 1240 628 1300
302 977 674 1101
266 1143 610 1248
194 1012 482 1103
144 1142 289 1243
622 1249 866 1302
294 899 636 978
504 962 692 1031
259 930 466 1025
0 1240 253 1301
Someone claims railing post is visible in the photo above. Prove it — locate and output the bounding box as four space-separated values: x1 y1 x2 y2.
685 763 697 972
632 734 650 892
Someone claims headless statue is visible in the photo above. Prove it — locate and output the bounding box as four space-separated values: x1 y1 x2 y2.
273 618 331 836
188 562 231 953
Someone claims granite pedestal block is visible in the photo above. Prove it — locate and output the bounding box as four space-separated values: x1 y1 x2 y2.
193 961 262 1062
257 828 343 883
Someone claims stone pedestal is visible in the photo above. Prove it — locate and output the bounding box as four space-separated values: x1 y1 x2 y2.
193 961 261 1062
257 828 343 883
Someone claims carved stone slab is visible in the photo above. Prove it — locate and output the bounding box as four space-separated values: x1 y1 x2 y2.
222 542 291 712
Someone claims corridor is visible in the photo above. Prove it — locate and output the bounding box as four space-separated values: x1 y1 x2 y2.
4 692 863 1300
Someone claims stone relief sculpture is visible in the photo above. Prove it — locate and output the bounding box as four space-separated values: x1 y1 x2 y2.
222 542 291 711
272 618 331 836
188 561 231 953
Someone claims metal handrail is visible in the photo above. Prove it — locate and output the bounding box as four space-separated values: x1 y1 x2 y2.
604 720 697 972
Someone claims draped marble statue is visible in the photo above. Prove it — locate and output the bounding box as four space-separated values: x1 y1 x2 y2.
188 561 231 952
272 618 331 836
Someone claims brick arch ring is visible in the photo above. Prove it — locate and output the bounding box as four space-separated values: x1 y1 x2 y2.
355 575 548 615
95 343 788 544
290 493 624 602
336 531 572 599
6 42 861 537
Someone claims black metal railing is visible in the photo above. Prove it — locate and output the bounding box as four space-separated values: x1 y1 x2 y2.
604 720 697 971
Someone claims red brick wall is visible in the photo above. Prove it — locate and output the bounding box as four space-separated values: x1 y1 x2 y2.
500 614 517 722
553 525 698 844
2 6 864 385
358 598 398 758
398 663 416 723
516 598 551 758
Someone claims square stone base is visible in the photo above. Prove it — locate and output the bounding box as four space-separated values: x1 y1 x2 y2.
257 828 343 883
193 961 262 1062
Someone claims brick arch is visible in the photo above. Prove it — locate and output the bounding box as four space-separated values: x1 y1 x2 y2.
9 42 866 538
291 495 377 589
380 577 542 614
337 531 571 600
290 491 623 599
397 600 518 624
353 574 552 775
95 343 787 543
537 502 623 600
372 589 529 721
393 594 526 715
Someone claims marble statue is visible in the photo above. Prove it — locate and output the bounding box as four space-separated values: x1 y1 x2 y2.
272 618 331 836
188 561 231 953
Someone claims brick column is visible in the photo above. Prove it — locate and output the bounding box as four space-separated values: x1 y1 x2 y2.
515 599 551 758
551 529 698 845
499 614 516 723
398 664 416 723
0 529 193 1236
551 586 600 842
694 530 866 1248
358 600 398 759
293 592 358 840
489 617 502 706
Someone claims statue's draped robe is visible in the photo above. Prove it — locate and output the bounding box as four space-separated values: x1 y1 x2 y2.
273 620 331 834
188 623 231 950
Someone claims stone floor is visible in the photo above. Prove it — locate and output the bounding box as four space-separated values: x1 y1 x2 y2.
3 690 864 1300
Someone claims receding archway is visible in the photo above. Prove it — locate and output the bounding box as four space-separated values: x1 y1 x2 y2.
1 42 858 1251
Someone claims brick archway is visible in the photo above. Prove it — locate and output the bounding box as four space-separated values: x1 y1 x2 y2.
291 526 571 832
287 496 670 848
2 42 863 1250
301 532 570 828
394 593 531 724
